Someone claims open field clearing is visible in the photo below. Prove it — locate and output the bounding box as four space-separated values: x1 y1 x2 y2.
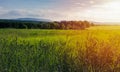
1 26 120 72
88 26 120 30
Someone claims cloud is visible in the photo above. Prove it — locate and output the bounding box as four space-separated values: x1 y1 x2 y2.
0 6 8 15
0 0 119 22
0 9 36 18
0 7 72 20
76 0 120 22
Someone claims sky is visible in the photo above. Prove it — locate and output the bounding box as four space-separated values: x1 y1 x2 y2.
0 0 120 22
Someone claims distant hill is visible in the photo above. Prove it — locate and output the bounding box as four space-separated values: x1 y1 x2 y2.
15 18 52 22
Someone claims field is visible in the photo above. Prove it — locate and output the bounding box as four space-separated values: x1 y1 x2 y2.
1 26 120 72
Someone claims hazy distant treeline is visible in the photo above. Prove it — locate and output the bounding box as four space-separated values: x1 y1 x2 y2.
0 20 94 29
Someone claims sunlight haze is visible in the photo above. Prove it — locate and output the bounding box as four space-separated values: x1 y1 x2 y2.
0 0 120 22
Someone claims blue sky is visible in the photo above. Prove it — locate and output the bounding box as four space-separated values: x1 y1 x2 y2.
0 0 60 9
0 0 120 22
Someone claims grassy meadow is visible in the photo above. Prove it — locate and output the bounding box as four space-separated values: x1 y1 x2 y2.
1 26 120 72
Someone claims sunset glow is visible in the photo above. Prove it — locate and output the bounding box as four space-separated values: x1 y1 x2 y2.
1 0 120 72
0 0 120 22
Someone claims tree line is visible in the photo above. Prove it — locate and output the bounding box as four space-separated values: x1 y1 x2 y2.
0 19 94 29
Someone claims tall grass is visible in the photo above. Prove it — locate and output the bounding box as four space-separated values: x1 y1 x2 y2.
1 29 120 72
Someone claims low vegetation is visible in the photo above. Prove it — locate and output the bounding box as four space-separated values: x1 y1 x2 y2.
1 26 120 72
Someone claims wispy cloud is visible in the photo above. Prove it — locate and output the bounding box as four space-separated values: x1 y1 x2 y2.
0 7 72 20
0 0 120 22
